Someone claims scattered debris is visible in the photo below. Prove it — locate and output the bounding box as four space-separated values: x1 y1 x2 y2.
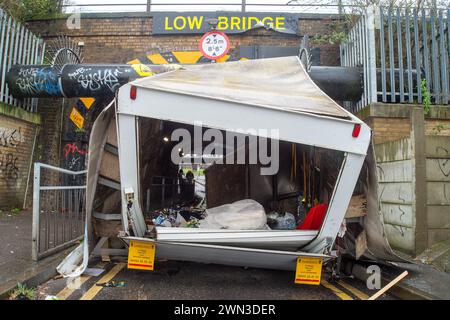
83 268 105 277
45 295 60 300
97 280 126 288
267 212 297 230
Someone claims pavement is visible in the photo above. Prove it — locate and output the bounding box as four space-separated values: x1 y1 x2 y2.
382 261 450 300
0 210 71 299
34 258 396 300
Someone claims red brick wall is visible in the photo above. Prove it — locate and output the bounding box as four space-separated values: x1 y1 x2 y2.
0 114 38 209
26 14 341 65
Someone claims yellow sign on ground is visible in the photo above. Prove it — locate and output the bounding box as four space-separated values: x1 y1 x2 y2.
127 240 156 271
295 257 323 285
69 107 84 129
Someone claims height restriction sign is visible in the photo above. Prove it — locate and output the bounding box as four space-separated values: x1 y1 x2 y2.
199 30 230 60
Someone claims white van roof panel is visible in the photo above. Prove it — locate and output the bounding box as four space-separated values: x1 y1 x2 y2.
133 56 352 119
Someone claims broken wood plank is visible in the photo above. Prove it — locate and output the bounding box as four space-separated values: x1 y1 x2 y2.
345 194 367 219
355 230 367 260
99 151 120 182
368 271 409 300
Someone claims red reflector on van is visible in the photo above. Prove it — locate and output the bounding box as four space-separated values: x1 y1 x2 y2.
130 86 137 100
352 124 361 138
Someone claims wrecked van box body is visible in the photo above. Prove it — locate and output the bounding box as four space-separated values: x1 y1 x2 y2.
57 57 401 277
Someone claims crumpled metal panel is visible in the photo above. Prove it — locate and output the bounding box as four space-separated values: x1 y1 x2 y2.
134 56 351 119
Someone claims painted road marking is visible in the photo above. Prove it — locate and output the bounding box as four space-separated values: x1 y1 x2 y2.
55 262 107 300
321 280 354 300
338 280 370 300
79 263 126 300
56 275 91 300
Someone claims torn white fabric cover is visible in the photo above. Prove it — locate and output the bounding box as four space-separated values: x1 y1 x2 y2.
199 199 267 230
56 101 116 277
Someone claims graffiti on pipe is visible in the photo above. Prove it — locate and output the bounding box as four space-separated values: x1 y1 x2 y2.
15 67 61 96
68 67 124 92
0 127 24 148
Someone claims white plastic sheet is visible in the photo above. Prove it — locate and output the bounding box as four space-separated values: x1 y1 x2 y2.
199 199 267 230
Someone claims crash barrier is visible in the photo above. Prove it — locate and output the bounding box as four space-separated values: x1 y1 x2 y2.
0 8 45 112
341 6 450 113
32 163 86 261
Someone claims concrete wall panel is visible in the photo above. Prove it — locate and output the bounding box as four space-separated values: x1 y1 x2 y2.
427 182 450 205
377 159 413 183
381 203 414 228
378 182 414 204
427 205 450 229
384 224 415 254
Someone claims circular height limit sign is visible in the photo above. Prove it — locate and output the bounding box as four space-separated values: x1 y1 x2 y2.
199 31 230 60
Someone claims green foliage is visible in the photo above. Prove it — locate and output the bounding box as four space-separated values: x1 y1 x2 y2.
10 207 21 214
10 283 36 300
421 79 431 115
312 32 348 45
74 127 86 134
0 0 64 21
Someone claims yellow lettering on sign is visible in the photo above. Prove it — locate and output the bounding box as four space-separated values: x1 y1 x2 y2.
217 16 228 31
69 107 84 129
295 257 323 285
262 17 274 28
188 16 203 30
164 17 173 31
127 240 156 271
173 16 186 30
247 17 260 29
230 16 240 30
276 17 285 30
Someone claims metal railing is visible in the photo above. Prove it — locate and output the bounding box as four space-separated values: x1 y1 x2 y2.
340 6 377 112
341 6 450 113
62 1 363 14
377 6 449 105
32 163 87 261
0 8 46 113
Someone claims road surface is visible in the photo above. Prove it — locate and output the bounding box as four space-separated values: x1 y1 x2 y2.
35 258 396 300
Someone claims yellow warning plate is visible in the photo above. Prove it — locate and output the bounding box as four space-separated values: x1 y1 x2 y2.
80 97 95 110
295 257 323 285
131 64 155 77
69 107 84 129
127 240 156 271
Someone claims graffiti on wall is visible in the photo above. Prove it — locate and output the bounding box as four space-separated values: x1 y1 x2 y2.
0 151 19 182
436 146 450 177
63 142 88 171
0 127 24 147
0 126 23 184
